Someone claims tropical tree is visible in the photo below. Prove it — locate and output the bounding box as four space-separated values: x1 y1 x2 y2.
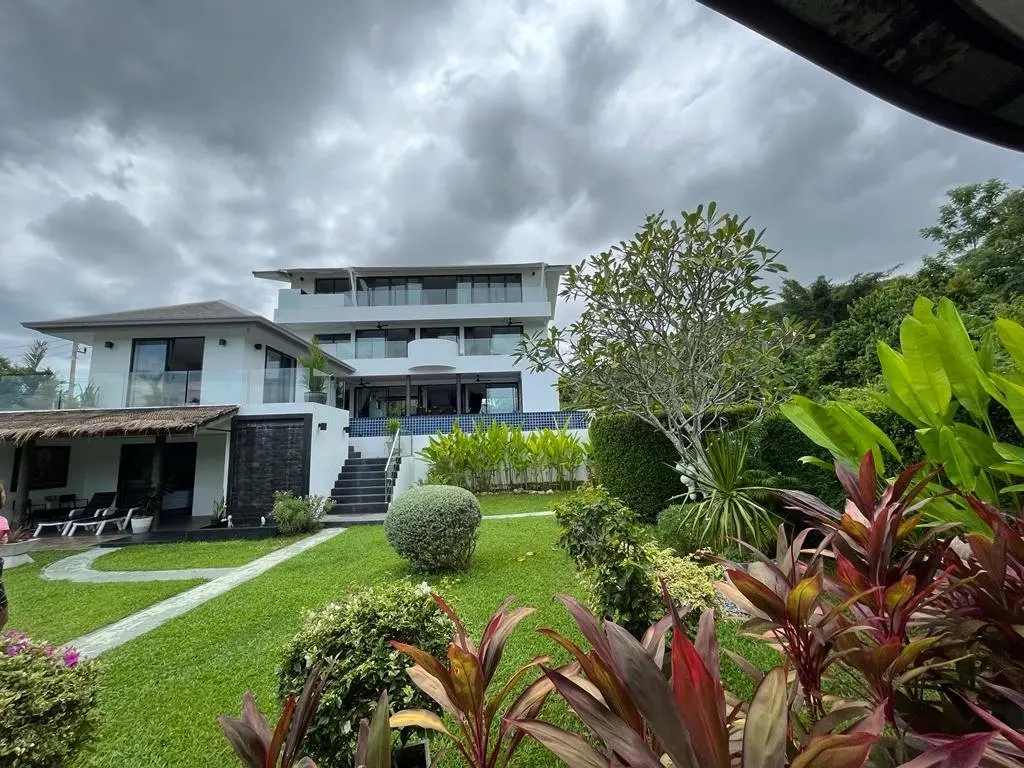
517 203 796 463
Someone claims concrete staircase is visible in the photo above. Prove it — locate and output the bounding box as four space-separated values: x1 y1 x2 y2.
327 446 399 525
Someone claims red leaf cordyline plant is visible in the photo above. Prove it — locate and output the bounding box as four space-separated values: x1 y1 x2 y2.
220 668 396 768
508 593 889 767
715 525 849 721
388 594 555 768
933 496 1024 707
773 455 959 724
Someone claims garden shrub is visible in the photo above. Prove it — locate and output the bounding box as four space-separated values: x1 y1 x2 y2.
384 485 481 572
553 487 662 635
588 404 898 521
588 414 679 523
648 546 721 615
0 632 98 768
277 581 454 767
271 491 332 534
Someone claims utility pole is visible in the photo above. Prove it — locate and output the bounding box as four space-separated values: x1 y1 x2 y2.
67 344 86 405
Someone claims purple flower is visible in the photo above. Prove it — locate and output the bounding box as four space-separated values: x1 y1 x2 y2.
62 649 81 668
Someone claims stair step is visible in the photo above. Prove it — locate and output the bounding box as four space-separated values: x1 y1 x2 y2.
332 501 389 515
331 491 388 503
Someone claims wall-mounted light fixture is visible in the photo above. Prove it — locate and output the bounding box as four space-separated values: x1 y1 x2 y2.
103 341 114 349
218 338 227 347
318 422 328 431
254 343 263 350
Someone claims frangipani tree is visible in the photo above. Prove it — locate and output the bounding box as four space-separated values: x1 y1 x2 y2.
517 203 797 463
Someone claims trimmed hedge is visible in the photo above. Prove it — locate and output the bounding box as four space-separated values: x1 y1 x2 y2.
588 416 680 524
588 398 937 523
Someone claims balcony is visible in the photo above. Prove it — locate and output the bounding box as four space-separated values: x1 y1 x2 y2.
272 286 553 325
0 370 345 412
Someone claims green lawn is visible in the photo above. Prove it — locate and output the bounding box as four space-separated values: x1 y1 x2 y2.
3 551 202 645
72 518 586 767
476 490 573 516
69 514 780 768
91 535 307 571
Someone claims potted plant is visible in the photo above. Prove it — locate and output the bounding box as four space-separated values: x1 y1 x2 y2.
129 484 165 534
0 525 39 569
386 417 402 454
299 338 329 404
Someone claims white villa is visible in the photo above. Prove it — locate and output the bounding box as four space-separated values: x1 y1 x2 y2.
0 263 588 534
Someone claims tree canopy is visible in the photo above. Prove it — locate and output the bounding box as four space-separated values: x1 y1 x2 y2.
781 179 1024 395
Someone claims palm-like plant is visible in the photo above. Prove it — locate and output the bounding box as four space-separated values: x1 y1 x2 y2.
671 429 781 552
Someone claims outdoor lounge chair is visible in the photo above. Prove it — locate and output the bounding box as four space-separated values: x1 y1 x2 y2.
33 492 117 537
66 506 136 536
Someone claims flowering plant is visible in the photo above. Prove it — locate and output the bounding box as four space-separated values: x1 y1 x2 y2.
0 631 98 767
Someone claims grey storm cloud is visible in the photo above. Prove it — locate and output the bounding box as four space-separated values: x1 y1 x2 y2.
1 0 1024 369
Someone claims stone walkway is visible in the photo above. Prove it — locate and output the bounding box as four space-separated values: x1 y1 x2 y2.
65 528 345 659
43 550 234 582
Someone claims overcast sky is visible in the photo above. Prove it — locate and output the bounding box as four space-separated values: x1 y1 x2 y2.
2 0 1023 376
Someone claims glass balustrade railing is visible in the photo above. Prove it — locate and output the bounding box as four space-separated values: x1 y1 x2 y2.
0 370 343 411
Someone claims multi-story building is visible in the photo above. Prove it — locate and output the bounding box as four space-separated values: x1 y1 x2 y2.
253 262 566 431
0 262 586 532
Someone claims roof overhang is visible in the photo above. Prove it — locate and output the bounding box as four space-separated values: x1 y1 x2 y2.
253 262 573 282
0 405 239 444
695 0 1024 151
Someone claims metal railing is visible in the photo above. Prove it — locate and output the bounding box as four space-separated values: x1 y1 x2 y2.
383 425 403 503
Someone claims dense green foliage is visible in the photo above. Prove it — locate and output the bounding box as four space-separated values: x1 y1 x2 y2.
419 420 585 491
587 414 681 523
552 487 662 635
270 491 331 535
590 410 847 523
779 179 1024 395
384 485 481 572
785 298 1024 527
277 581 454 766
0 632 98 768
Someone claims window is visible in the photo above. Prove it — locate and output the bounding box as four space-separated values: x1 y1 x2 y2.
315 333 351 345
355 386 408 417
419 327 459 344
128 337 204 406
10 445 71 491
355 328 413 358
314 277 351 294
464 326 523 355
357 277 421 306
462 382 520 414
264 347 297 404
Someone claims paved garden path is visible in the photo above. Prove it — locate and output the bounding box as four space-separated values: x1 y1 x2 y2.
62 528 345 659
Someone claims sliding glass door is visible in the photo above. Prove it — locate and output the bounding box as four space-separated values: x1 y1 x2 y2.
127 338 204 406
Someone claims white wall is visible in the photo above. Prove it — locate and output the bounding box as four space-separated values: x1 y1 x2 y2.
193 432 228 518
237 402 349 497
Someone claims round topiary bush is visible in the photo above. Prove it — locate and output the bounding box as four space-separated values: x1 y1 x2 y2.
384 485 482 572
277 581 454 767
0 632 99 768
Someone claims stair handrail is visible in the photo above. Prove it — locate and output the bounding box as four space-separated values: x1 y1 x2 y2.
383 424 402 502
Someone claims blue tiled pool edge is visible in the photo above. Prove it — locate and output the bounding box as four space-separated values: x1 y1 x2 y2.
349 410 591 437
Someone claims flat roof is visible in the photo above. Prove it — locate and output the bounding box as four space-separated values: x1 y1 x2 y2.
253 262 573 283
22 300 354 374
